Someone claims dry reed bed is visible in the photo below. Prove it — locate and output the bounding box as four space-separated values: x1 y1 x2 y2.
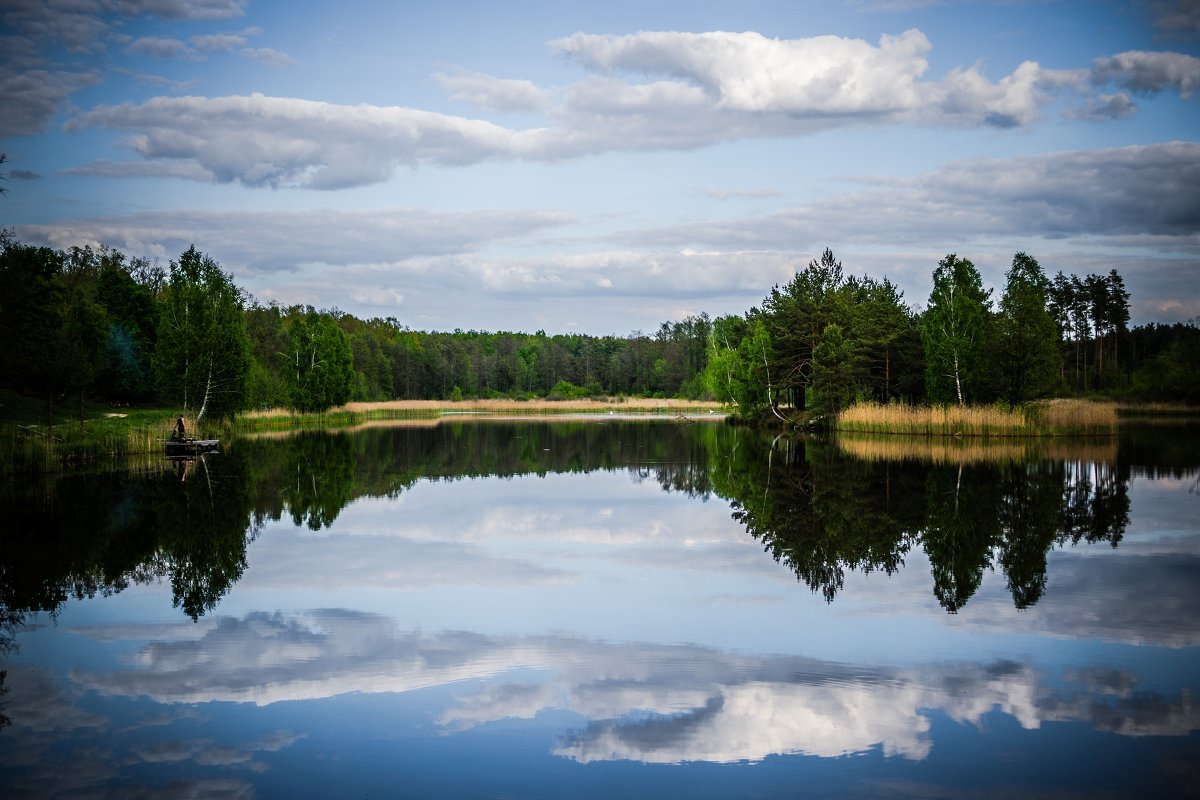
836 399 1118 437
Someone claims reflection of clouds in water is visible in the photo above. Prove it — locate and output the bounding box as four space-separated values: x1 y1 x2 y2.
974 551 1200 648
838 545 1200 648
242 473 761 591
126 730 304 768
241 536 575 590
337 472 742 547
0 667 297 797
66 610 1200 764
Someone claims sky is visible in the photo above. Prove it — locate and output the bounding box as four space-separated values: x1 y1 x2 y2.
2 0 1198 335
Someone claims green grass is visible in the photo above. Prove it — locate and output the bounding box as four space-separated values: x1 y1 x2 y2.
0 389 203 473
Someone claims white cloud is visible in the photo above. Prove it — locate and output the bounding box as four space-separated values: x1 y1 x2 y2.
437 70 551 112
553 29 932 116
553 29 1061 129
59 30 1198 188
241 47 297 67
67 93 535 188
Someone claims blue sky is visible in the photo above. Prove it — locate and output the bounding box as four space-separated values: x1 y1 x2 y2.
3 0 1198 333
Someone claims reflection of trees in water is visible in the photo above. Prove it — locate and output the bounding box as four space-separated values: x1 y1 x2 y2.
1 450 258 625
0 420 1147 640
0 421 724 628
706 432 1131 612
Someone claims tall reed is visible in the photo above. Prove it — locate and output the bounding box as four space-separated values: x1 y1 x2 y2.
836 399 1117 437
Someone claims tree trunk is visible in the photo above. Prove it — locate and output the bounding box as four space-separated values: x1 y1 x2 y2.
953 351 964 406
196 364 213 424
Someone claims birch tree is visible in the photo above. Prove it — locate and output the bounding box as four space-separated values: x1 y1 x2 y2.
920 254 992 406
154 246 250 423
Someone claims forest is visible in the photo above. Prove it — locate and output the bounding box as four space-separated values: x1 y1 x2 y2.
1 233 1197 425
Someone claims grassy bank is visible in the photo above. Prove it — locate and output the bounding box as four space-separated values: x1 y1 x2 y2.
835 399 1118 437
0 410 199 474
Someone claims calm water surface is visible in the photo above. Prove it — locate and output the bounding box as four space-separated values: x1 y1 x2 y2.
2 419 1198 797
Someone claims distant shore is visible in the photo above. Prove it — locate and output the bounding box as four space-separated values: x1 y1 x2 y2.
235 397 726 430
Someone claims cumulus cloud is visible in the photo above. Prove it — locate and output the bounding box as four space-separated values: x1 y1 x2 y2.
59 27 1200 188
553 29 1063 129
437 70 551 112
1092 50 1200 97
553 29 933 116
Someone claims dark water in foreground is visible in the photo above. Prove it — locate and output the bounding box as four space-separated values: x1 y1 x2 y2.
2 419 1198 798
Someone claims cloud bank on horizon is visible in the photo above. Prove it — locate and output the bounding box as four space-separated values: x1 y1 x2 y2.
3 0 1198 332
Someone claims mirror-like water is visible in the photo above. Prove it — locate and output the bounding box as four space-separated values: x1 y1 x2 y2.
2 419 1198 797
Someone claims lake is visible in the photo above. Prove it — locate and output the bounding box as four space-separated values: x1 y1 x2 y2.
2 418 1198 797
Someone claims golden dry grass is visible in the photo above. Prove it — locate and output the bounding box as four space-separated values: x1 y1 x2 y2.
835 399 1117 437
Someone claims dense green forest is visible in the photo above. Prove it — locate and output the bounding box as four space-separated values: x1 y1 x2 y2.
707 248 1199 420
1 233 1197 425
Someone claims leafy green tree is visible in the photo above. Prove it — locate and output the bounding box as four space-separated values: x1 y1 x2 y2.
0 237 72 429
154 246 251 422
704 315 749 413
704 315 780 420
283 312 355 413
921 254 992 405
995 252 1061 403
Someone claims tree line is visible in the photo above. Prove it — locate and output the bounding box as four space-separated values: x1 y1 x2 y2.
0 234 712 424
2 234 1196 425
704 248 1199 420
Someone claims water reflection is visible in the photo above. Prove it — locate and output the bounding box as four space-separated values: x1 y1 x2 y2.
710 433 1131 612
50 608 1200 765
3 420 1194 628
2 419 1198 795
1 452 258 624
